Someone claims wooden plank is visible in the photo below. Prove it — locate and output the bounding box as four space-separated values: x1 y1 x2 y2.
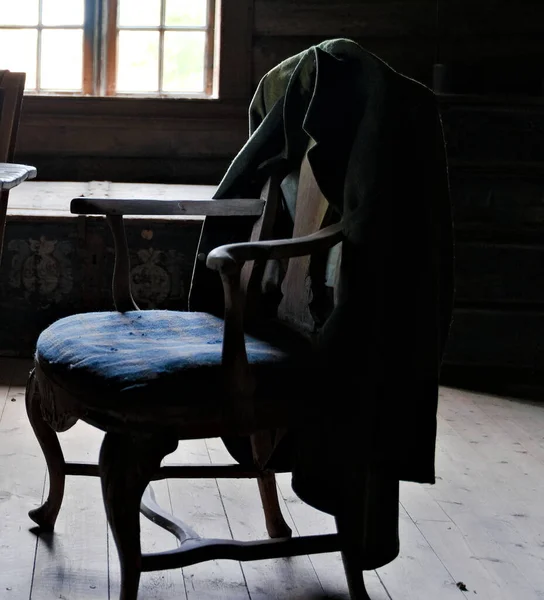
468 393 544 463
449 173 544 239
15 98 248 185
427 429 544 597
438 389 544 517
29 419 186 599
20 95 248 120
399 483 504 598
399 480 452 524
0 357 30 385
31 423 109 600
453 242 544 305
0 385 42 599
415 519 512 599
6 181 220 217
441 103 544 164
0 381 9 422
275 472 391 599
71 197 264 217
254 0 436 37
13 155 232 187
17 114 247 159
106 182 217 200
109 478 187 599
206 437 326 599
7 182 91 215
431 395 544 590
436 34 544 94
3 358 544 599
376 506 467 599
444 309 544 370
216 0 254 101
437 0 544 36
6 358 32 385
166 439 250 599
401 389 544 598
439 95 544 109
252 34 434 87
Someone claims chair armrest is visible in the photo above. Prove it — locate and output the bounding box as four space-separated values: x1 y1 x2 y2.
0 163 37 191
209 221 344 429
77 197 264 312
206 221 344 274
70 197 265 217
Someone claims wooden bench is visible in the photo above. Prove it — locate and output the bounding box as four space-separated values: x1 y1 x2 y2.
7 180 217 219
1 181 218 357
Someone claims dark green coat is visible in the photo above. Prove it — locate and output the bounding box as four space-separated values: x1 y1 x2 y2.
191 38 454 568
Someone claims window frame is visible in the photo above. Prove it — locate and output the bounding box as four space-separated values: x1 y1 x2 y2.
0 0 92 94
103 0 217 98
13 0 253 185
1 0 251 102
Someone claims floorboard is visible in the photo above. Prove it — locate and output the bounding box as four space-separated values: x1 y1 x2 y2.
0 384 41 599
206 437 326 600
0 360 543 600
167 440 249 599
30 422 108 600
276 472 390 600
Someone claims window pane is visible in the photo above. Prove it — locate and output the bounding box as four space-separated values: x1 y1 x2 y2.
0 29 37 89
41 29 83 90
0 0 39 26
165 0 207 27
119 0 160 27
163 31 205 93
117 31 159 92
42 0 84 26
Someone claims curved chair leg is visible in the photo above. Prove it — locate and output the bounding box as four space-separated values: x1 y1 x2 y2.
341 549 371 600
257 471 292 538
336 517 372 600
250 431 292 539
99 433 178 600
26 370 66 531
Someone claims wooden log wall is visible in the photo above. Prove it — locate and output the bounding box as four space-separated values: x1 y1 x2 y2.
13 0 544 184
440 95 544 382
253 0 544 94
436 0 544 95
6 0 544 380
252 0 436 88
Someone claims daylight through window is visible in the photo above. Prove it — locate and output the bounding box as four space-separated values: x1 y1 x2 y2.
0 0 216 96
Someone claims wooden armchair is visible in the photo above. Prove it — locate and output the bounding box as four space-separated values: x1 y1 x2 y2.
25 154 381 599
0 70 37 263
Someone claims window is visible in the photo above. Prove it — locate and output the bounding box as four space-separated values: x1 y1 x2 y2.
0 0 216 97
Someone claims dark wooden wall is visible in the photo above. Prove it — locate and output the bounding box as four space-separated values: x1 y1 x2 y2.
253 0 544 94
14 0 544 184
440 96 544 383
252 0 436 89
7 1 544 382
436 0 544 95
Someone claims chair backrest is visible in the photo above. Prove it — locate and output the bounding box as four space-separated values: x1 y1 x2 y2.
275 153 339 336
0 70 26 162
189 149 339 338
235 153 340 336
189 143 340 342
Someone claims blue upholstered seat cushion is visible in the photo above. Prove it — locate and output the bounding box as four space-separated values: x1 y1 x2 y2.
36 310 309 408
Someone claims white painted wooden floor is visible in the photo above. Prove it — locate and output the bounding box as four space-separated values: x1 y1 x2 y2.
0 358 543 599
